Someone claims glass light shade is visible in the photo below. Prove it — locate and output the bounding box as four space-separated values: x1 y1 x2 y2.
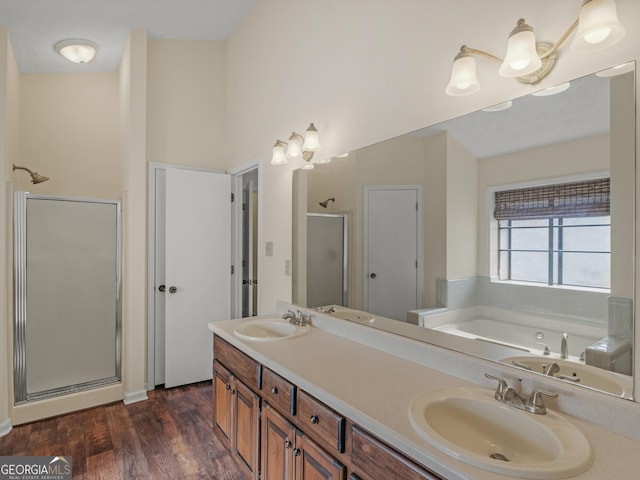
55 40 97 64
445 54 480 96
571 0 625 52
303 123 321 151
499 20 542 78
286 133 303 158
271 141 288 165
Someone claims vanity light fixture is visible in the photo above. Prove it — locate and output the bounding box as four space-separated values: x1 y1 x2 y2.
445 0 626 96
55 39 98 64
271 123 321 165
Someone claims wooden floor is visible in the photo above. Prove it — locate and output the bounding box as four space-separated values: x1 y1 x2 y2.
0 382 246 480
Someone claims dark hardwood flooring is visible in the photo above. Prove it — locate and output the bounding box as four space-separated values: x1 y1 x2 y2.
0 382 246 480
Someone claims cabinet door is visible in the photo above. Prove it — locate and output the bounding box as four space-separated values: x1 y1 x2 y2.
262 403 296 480
232 379 261 480
212 361 233 446
295 430 345 480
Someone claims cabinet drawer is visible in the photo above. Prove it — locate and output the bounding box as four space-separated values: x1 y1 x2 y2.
351 425 443 480
297 389 346 454
262 368 297 416
213 336 261 391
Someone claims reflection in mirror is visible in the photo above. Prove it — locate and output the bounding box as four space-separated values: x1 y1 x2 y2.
293 63 635 400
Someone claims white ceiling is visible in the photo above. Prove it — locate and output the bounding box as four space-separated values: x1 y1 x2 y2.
0 0 256 74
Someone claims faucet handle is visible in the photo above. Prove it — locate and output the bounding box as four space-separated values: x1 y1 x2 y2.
526 389 558 414
484 373 509 401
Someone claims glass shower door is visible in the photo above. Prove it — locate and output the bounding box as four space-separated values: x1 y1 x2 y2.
13 193 121 403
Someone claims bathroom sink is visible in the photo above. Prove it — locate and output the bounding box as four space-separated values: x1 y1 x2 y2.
503 356 631 398
233 317 310 342
408 386 592 479
329 309 375 324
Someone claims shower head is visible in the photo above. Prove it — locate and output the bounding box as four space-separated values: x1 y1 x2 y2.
319 197 335 208
13 164 49 184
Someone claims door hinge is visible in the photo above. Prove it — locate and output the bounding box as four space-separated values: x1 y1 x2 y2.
231 192 235 202
416 202 419 211
415 260 418 268
242 203 246 211
231 265 235 275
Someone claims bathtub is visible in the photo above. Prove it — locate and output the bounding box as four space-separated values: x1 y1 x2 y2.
416 306 607 359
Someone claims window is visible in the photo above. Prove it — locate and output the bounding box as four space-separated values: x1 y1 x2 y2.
495 178 610 290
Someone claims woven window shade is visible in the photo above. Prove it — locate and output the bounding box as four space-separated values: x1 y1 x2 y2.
494 178 610 220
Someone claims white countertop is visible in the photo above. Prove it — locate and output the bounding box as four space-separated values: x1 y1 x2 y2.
209 312 640 480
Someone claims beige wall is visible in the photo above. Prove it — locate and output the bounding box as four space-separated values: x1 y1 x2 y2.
610 72 636 299
146 39 227 168
17 73 121 198
446 134 478 281
0 27 20 434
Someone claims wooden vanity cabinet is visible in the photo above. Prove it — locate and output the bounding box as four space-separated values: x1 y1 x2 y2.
212 335 443 480
213 360 261 480
262 402 345 480
351 425 442 480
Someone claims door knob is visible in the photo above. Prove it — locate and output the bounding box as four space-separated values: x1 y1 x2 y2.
158 284 166 292
169 286 177 294
370 273 377 279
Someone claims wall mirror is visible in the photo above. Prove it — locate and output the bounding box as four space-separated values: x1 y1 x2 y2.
292 62 636 401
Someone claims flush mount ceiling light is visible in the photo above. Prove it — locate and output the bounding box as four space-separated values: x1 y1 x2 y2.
445 0 625 96
271 123 321 165
55 39 98 64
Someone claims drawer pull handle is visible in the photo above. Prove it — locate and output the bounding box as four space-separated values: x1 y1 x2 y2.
271 386 278 394
293 448 301 456
225 384 231 391
310 415 319 424
285 440 292 449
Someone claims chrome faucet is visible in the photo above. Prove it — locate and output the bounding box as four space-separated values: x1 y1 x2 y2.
560 333 569 359
485 373 558 415
543 362 560 377
282 310 311 327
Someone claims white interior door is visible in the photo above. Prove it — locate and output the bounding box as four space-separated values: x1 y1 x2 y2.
163 168 231 388
365 186 421 321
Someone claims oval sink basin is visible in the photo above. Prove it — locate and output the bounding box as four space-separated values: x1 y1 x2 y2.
409 387 592 479
234 318 310 342
503 356 632 398
328 309 375 324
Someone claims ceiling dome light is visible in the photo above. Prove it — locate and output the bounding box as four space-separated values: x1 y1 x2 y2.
571 0 625 52
531 82 571 96
481 101 513 112
55 39 98 64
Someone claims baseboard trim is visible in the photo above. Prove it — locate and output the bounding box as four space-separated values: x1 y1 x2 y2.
123 390 148 405
0 418 13 437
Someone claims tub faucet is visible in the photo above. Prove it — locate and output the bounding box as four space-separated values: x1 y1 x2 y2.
560 333 569 359
543 362 560 377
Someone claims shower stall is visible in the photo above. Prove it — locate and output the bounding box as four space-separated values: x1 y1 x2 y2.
306 213 349 308
13 193 121 403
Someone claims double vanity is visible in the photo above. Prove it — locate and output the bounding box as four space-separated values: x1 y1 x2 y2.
209 303 640 479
